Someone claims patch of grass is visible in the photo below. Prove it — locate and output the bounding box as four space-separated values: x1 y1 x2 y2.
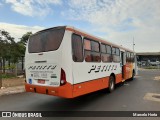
145 66 160 69
1 73 16 79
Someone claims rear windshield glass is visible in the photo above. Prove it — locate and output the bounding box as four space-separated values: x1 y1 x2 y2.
28 27 65 53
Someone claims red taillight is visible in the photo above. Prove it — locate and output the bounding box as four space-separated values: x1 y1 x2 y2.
60 68 66 85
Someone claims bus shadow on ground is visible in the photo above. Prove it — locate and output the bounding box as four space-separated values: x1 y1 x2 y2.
34 89 108 111
34 79 135 111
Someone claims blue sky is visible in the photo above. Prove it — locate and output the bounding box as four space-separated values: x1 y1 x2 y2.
0 0 88 27
0 0 160 52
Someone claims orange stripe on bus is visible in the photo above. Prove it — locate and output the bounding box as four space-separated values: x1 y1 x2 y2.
73 73 122 97
25 83 73 98
25 74 123 98
73 77 109 97
123 63 133 79
115 74 122 84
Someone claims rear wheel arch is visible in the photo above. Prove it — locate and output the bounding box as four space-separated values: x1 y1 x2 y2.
110 73 116 82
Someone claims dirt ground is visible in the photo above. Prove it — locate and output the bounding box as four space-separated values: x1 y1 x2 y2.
2 78 25 87
154 76 160 80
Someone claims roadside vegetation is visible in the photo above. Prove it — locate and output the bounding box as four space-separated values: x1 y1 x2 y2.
0 30 32 74
145 66 160 69
1 73 16 79
138 65 160 69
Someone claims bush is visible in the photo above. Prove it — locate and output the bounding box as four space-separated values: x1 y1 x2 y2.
4 64 16 70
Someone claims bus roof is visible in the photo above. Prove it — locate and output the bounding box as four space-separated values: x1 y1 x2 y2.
32 26 134 53
66 26 134 53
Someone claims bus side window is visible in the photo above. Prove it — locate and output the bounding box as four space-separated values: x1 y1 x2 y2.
112 47 120 62
101 44 112 62
72 34 83 62
112 47 116 55
106 45 112 62
128 52 131 62
116 48 120 62
132 53 135 63
84 39 101 62
84 39 92 62
126 51 129 63
91 41 101 62
126 52 132 63
131 53 133 62
112 47 116 62
84 39 91 50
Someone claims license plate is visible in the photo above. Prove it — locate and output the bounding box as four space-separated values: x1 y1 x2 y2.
38 80 45 84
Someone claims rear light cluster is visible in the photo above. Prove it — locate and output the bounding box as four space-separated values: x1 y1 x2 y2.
60 68 66 86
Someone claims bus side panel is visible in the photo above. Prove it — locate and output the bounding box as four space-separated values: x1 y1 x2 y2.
115 74 123 84
124 63 134 79
130 63 134 78
61 31 73 85
72 62 121 97
73 63 121 84
73 73 122 97
73 77 109 97
123 65 127 79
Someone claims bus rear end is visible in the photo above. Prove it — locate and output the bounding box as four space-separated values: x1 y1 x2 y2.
25 26 73 98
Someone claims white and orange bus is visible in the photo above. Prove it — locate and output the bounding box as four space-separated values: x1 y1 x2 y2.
25 26 138 98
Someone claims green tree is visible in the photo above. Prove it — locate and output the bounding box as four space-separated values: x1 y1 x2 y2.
0 30 15 73
18 32 32 56
0 30 32 73
18 32 32 70
20 32 32 46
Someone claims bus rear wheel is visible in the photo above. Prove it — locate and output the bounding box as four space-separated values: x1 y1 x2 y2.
131 70 135 80
108 75 115 93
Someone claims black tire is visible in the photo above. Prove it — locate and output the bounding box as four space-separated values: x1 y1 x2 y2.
131 70 135 80
108 75 115 92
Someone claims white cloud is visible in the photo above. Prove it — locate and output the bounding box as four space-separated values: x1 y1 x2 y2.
0 22 44 41
67 0 160 27
5 0 62 17
1 0 160 52
63 0 160 52
105 28 160 52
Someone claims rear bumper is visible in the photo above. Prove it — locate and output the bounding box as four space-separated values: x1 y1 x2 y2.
25 83 73 98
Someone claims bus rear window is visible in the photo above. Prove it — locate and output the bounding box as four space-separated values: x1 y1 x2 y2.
28 27 65 53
